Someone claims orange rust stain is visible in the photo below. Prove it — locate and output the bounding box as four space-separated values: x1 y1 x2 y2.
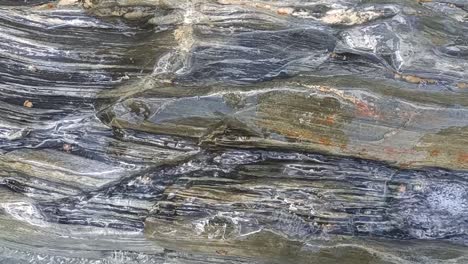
325 115 335 125
384 147 416 155
429 149 440 157
319 137 332 146
317 115 336 126
283 130 301 139
356 101 379 118
458 153 468 164
47 3 55 8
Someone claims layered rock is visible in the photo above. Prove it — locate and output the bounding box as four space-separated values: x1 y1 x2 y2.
0 0 467 263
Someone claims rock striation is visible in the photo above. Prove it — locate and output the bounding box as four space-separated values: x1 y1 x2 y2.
0 0 467 263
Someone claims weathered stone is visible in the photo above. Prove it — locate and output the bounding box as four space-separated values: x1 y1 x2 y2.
0 0 467 263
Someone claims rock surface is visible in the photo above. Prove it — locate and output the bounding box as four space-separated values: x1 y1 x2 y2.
0 0 467 263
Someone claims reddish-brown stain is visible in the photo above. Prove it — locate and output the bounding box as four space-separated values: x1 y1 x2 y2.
458 153 468 164
430 149 440 157
319 137 332 146
325 115 335 125
356 101 379 118
384 147 416 155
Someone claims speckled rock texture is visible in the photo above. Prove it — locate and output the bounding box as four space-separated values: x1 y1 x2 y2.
0 0 467 263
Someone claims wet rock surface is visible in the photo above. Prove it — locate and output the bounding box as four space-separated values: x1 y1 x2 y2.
0 0 467 263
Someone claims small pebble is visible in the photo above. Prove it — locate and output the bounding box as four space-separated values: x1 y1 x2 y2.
23 100 33 108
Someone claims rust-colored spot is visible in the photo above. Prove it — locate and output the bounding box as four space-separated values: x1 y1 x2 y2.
457 82 468 89
457 153 468 164
47 3 55 8
429 149 440 157
384 147 395 155
325 115 335 125
384 147 416 155
319 137 331 146
356 101 378 118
